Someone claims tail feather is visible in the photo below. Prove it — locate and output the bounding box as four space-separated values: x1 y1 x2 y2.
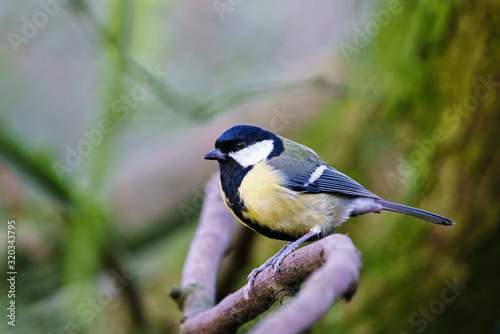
378 200 455 226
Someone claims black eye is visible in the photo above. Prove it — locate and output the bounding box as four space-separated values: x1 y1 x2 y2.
236 142 246 150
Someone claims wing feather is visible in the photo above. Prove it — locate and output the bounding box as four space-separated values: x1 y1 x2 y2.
309 166 381 199
268 137 380 199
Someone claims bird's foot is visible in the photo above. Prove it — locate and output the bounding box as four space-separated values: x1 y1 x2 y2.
246 244 290 294
247 261 271 294
246 229 318 295
246 267 263 294
270 244 296 280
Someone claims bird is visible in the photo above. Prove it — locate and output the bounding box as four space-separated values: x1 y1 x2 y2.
203 125 455 289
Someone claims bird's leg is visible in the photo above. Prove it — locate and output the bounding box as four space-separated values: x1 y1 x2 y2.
247 245 289 291
270 230 318 275
247 228 319 293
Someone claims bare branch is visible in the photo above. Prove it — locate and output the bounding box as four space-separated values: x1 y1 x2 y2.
216 224 256 302
250 234 361 334
176 173 236 318
180 234 361 333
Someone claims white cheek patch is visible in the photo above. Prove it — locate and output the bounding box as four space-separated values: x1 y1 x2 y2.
229 139 274 168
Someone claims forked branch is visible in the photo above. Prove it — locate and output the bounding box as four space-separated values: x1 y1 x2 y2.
173 173 362 334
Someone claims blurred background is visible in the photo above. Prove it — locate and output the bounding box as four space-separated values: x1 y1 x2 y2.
1 0 499 333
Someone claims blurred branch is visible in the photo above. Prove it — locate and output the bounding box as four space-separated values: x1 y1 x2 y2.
67 0 201 114
175 174 362 334
200 77 347 117
216 225 255 302
88 0 132 189
0 127 74 207
105 252 148 330
67 1 348 121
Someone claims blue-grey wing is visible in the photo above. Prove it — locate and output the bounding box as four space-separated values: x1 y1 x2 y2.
306 166 381 199
275 161 381 199
269 137 380 199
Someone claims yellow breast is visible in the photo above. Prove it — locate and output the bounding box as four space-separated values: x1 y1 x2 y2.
237 162 337 239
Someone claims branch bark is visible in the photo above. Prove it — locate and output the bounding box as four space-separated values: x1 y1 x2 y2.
174 174 363 334
174 172 236 318
249 234 361 334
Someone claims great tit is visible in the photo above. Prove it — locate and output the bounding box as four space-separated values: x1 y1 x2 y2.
203 125 455 287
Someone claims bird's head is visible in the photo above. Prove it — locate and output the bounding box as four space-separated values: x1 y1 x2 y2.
203 125 284 169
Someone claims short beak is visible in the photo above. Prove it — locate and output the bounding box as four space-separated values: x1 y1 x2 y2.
203 148 227 161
